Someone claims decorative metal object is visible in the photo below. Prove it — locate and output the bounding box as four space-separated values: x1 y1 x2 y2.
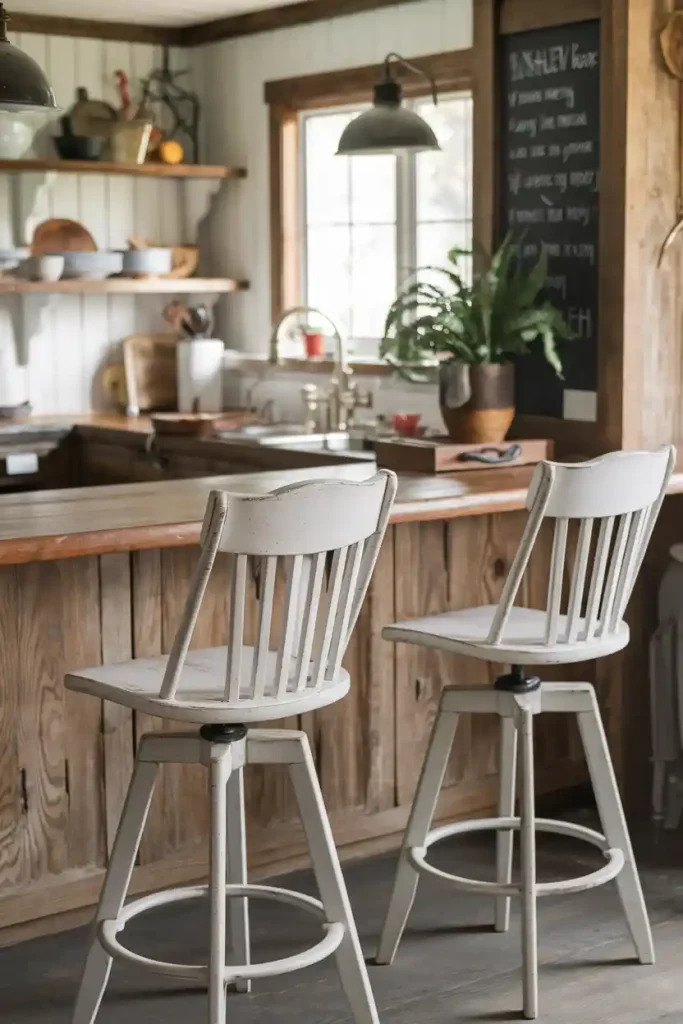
0 4 56 111
337 52 439 156
139 47 199 164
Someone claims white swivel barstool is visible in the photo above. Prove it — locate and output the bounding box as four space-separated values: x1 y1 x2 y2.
376 447 675 1020
66 471 396 1024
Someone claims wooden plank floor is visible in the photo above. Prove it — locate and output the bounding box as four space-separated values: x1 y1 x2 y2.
1 816 682 1022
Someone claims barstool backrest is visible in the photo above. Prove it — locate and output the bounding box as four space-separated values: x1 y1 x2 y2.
488 447 676 647
158 471 397 705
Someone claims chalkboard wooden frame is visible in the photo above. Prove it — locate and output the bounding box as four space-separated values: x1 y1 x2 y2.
500 0 600 35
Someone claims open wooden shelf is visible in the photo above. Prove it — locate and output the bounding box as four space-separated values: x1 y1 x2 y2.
0 159 247 180
0 278 249 295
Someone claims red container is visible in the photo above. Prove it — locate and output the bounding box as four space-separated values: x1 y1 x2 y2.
303 331 325 358
392 413 423 437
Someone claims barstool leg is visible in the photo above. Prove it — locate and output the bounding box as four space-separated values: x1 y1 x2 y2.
289 734 380 1024
227 767 251 993
376 704 459 965
519 708 538 1020
73 757 158 1024
209 748 234 1024
495 714 518 933
577 692 655 965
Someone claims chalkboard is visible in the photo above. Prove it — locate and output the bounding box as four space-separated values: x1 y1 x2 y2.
500 19 600 419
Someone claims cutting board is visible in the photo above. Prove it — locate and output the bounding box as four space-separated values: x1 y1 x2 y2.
122 334 177 413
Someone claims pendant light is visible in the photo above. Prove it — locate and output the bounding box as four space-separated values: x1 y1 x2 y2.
0 4 57 112
337 53 440 157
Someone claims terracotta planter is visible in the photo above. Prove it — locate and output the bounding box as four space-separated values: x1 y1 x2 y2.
439 362 515 443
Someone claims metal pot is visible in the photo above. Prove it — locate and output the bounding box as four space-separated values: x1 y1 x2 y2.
439 361 515 443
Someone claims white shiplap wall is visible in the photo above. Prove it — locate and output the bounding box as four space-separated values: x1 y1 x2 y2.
0 35 190 413
192 0 472 356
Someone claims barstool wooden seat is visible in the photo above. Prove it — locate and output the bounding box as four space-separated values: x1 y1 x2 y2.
376 448 675 1020
66 471 396 1024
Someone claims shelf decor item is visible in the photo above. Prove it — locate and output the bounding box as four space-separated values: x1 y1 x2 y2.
139 48 200 164
381 233 575 443
0 4 56 112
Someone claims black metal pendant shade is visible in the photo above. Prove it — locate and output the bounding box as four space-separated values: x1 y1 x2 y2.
0 4 57 111
337 54 440 157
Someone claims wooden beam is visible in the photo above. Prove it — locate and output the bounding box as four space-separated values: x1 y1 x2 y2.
596 0 628 449
7 12 184 46
472 0 497 261
269 105 301 324
189 0 405 46
265 50 473 111
499 0 600 34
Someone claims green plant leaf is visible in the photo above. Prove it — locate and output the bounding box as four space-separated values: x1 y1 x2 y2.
381 230 575 374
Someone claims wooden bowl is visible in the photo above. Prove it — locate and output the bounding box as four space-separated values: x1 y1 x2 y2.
166 245 200 279
32 218 97 255
151 413 222 437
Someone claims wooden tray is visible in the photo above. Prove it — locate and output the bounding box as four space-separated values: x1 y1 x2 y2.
151 410 261 437
375 436 554 473
151 413 221 437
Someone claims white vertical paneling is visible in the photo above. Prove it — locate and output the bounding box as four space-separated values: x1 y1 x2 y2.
76 36 110 412
46 35 82 408
103 36 138 376
16 34 55 411
444 0 473 42
130 43 165 333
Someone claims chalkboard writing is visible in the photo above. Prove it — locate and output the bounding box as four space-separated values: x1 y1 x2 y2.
500 19 600 419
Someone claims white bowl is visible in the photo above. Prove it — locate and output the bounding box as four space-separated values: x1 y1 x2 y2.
118 248 173 276
0 113 35 159
0 247 29 272
57 251 123 280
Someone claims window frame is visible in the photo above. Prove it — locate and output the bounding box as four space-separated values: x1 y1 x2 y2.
266 50 474 335
298 93 473 356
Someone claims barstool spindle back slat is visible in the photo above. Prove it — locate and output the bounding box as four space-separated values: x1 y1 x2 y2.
157 472 396 708
488 447 675 650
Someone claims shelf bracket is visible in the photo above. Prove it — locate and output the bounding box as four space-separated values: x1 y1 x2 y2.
2 292 55 366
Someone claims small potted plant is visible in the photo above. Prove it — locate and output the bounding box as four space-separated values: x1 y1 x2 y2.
381 234 575 443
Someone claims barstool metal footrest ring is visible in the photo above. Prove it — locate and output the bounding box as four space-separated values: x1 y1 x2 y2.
406 816 625 897
98 883 346 985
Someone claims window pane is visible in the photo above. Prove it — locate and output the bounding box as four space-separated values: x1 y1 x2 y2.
306 224 351 338
415 95 473 226
350 224 397 339
302 107 398 344
305 112 353 226
351 154 396 224
417 221 471 275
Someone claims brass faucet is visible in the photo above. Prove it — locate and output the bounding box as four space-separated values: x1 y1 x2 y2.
270 305 370 432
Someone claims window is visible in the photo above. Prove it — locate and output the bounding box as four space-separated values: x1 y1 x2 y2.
300 93 473 356
266 52 474 361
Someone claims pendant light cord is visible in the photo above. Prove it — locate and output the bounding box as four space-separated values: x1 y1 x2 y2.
382 52 438 106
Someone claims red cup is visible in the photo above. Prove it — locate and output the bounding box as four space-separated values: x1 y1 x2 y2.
392 413 423 437
303 331 325 358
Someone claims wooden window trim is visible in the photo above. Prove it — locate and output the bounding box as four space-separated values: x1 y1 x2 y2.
265 49 473 110
267 49 473 324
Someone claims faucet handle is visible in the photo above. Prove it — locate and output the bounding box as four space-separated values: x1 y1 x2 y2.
354 386 373 409
301 383 328 433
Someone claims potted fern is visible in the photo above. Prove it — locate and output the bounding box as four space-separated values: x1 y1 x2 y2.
381 234 575 443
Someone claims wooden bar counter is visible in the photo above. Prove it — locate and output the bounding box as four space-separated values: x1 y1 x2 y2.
1 438 681 944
